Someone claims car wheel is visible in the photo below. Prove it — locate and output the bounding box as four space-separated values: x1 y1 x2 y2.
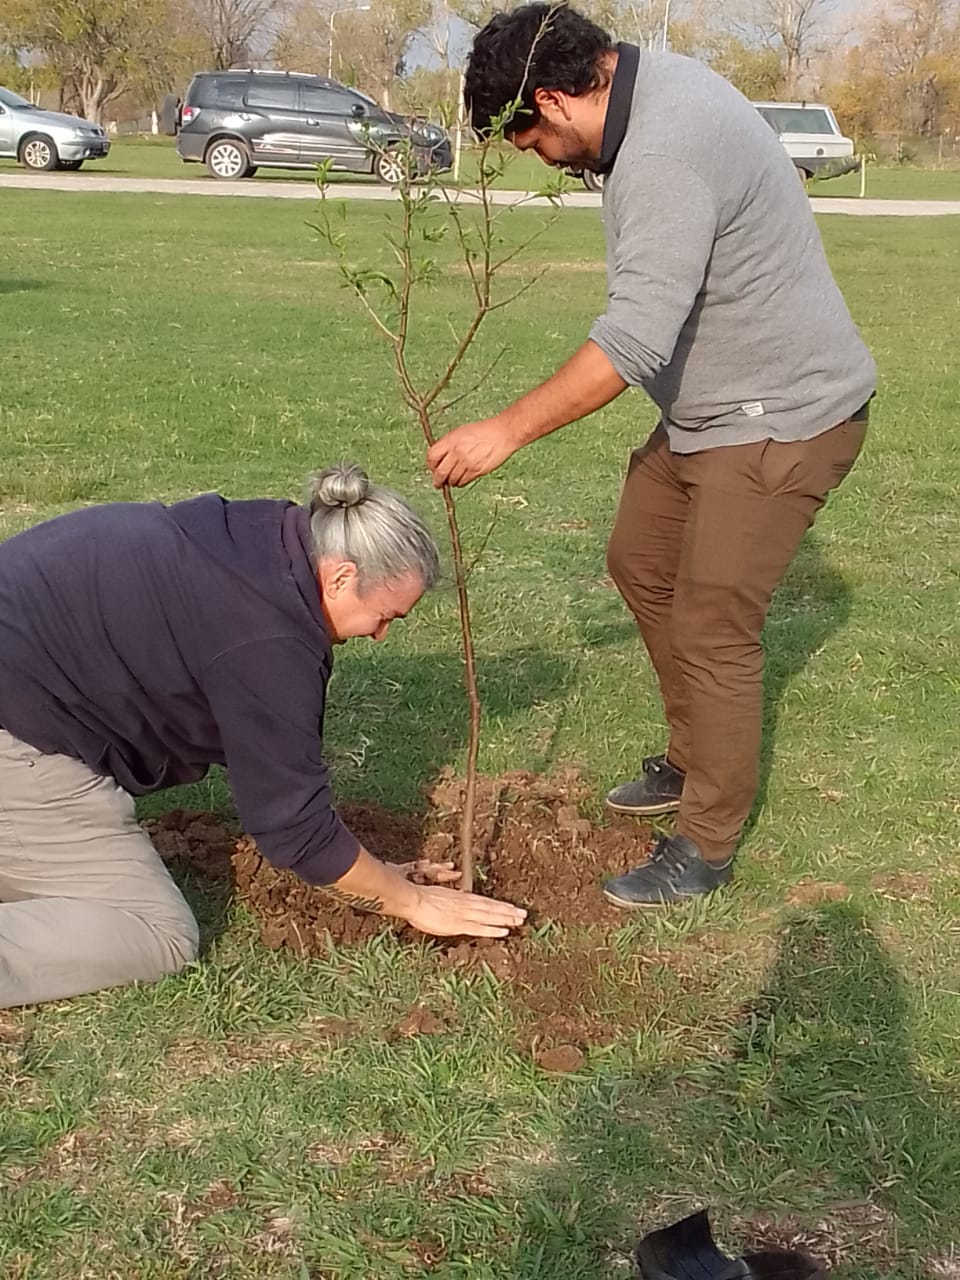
374 146 407 186
20 134 59 171
205 138 252 180
59 159 84 171
795 164 812 183
582 169 604 193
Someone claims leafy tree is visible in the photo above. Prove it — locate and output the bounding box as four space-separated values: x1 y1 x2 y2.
821 0 960 141
704 32 784 98
0 0 197 122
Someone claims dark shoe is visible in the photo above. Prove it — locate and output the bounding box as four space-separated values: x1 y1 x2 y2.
636 1209 826 1280
636 1209 749 1279
603 834 732 907
605 754 685 816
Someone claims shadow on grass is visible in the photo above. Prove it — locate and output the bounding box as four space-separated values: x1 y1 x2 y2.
748 531 853 830
0 279 46 294
517 902 960 1278
326 646 578 811
168 845 237 956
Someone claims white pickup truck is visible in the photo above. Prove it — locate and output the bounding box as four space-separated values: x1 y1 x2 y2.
752 101 858 181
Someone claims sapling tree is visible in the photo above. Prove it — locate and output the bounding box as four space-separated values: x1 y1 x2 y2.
312 67 566 893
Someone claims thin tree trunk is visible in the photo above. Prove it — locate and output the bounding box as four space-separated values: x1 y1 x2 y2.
412 404 479 896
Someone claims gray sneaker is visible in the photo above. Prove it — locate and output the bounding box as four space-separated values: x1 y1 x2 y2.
603 834 733 908
605 754 685 816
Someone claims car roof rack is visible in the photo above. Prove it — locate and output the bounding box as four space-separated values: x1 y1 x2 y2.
224 68 333 79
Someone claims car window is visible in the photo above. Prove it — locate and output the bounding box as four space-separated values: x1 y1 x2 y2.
300 85 349 115
188 75 247 109
759 107 835 135
245 80 299 111
0 87 33 109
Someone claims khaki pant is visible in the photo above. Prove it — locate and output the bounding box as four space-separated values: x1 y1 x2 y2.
606 414 867 862
0 729 199 1008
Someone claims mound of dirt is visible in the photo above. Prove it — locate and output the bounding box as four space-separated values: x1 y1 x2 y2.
229 768 650 954
148 772 655 1062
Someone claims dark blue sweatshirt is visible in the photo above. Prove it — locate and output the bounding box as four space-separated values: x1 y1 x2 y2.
0 495 361 884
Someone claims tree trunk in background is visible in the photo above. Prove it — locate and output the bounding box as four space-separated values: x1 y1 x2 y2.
77 71 114 123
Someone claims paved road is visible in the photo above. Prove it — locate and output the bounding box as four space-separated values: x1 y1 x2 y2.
3 170 960 215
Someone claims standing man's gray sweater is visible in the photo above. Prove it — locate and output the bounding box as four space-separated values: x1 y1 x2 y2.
589 48 876 452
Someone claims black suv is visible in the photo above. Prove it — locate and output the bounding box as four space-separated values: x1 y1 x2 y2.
175 70 452 183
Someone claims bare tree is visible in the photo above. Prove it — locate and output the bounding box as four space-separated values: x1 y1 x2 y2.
745 0 839 97
191 0 287 70
273 0 428 105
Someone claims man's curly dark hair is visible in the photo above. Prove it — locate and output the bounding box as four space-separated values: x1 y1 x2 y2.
464 3 615 137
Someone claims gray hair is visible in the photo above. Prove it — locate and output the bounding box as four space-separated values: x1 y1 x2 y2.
306 462 440 590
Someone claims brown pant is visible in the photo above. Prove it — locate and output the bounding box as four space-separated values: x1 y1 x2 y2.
606 415 867 862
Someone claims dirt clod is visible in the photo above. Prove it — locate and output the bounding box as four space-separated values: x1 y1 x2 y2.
0 1012 23 1047
534 1043 586 1073
199 1178 241 1212
394 1005 448 1038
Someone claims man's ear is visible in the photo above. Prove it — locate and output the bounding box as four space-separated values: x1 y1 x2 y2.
319 558 359 598
533 85 574 122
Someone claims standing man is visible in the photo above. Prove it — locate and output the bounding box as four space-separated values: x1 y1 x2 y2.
427 5 875 906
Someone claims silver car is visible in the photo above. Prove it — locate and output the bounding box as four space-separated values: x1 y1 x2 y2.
0 86 110 171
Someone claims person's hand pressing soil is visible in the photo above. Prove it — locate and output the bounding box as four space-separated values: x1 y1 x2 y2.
403 881 527 938
323 847 527 939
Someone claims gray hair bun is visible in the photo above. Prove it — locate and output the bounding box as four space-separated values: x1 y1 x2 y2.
309 462 371 512
305 460 440 590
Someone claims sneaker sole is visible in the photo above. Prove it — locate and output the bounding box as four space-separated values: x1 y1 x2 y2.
604 797 682 817
603 889 675 909
602 885 719 909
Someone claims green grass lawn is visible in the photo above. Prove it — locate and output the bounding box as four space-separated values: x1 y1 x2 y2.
1 190 960 1279
811 165 960 201
3 134 960 198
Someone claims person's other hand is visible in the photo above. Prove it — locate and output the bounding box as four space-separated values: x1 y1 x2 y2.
403 884 527 938
426 419 518 488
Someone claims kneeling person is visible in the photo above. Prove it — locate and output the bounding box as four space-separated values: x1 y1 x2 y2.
0 463 525 1008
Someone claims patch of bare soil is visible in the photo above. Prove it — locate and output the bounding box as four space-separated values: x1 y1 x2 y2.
222 769 648 948
146 772 664 1058
147 808 239 876
0 1011 24 1048
784 879 850 907
870 871 932 901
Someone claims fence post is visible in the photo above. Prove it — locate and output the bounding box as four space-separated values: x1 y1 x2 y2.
452 70 466 184
859 153 866 199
